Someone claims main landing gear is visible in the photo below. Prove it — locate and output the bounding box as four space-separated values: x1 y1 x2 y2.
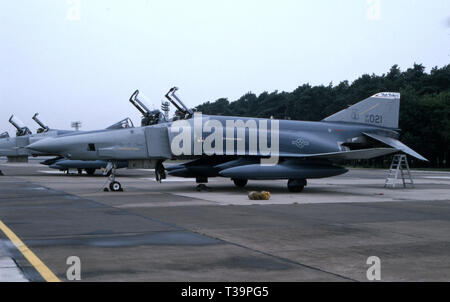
195 177 211 192
231 178 306 192
232 178 248 188
85 168 96 176
287 178 307 193
155 160 166 183
104 162 123 192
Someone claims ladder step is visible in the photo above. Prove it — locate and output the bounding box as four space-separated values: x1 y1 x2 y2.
385 154 414 189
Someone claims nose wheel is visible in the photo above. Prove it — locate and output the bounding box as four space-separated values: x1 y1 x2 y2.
109 181 122 192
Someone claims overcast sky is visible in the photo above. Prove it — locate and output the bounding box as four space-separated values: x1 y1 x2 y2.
0 0 449 133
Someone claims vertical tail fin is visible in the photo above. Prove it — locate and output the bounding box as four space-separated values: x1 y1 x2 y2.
323 92 400 129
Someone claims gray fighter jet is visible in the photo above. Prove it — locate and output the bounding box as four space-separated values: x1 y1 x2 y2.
0 113 133 175
0 114 74 162
27 89 427 192
43 92 166 175
39 117 133 175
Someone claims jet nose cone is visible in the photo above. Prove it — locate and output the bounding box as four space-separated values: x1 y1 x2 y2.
27 138 61 153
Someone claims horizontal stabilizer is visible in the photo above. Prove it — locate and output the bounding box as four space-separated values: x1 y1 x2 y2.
363 132 428 161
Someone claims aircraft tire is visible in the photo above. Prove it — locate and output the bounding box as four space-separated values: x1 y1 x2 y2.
232 178 248 188
109 181 122 192
85 168 96 176
287 179 306 193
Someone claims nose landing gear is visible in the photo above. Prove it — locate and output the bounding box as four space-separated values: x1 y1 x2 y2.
104 162 123 192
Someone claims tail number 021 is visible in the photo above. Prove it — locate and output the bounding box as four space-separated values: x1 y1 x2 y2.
365 114 383 124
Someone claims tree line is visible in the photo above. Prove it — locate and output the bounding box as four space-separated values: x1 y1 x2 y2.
196 64 450 168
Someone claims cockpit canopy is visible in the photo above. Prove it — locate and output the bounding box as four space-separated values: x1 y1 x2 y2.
106 118 134 130
9 115 32 136
33 113 50 133
129 90 166 126
164 87 193 121
0 132 9 139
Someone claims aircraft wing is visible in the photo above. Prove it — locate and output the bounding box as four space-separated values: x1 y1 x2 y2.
299 148 398 160
362 132 428 161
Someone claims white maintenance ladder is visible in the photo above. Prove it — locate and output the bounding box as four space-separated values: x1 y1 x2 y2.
384 154 415 188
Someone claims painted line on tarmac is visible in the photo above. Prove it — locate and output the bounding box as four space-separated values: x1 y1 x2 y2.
411 170 450 174
0 220 60 282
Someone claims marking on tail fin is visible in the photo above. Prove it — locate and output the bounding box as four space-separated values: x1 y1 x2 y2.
323 92 400 129
360 103 380 115
373 92 400 99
